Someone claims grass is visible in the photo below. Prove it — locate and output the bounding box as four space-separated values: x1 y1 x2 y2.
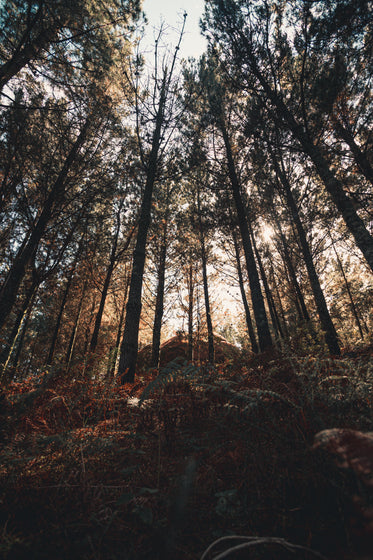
0 346 372 559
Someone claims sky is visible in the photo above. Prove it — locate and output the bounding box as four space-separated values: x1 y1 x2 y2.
142 0 207 59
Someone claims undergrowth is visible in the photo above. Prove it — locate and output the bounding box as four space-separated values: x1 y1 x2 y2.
0 347 372 559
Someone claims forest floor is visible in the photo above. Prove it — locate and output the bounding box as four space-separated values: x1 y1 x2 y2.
1 345 373 560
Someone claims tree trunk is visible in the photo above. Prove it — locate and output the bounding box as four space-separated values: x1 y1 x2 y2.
89 258 116 355
11 294 35 372
245 50 373 270
0 119 89 331
231 227 259 352
65 280 87 370
274 161 341 355
90 208 136 356
110 275 130 378
220 120 273 352
118 79 167 383
0 278 36 365
333 120 373 187
46 254 80 365
329 232 366 340
187 262 194 361
0 283 37 382
197 188 214 365
273 212 311 322
250 227 284 341
90 224 120 354
266 252 289 338
151 222 168 368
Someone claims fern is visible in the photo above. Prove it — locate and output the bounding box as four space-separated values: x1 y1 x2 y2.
203 383 298 411
139 357 300 415
139 360 202 405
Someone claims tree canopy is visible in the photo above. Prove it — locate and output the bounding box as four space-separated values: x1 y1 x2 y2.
0 0 371 379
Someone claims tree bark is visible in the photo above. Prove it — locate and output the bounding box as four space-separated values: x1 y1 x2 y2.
187 262 194 361
89 209 134 354
329 232 366 340
65 280 87 370
220 120 273 351
243 47 373 270
110 275 130 378
151 222 168 368
0 282 37 381
273 212 311 323
0 119 89 331
118 79 167 383
250 227 284 341
333 120 373 187
274 160 341 355
11 294 35 372
89 253 117 355
197 187 214 364
266 251 289 338
231 226 259 352
46 245 82 365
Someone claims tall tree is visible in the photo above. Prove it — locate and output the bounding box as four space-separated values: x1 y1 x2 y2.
195 174 215 364
0 111 90 331
183 59 273 352
230 225 259 352
218 125 273 351
89 200 136 355
118 17 187 382
270 146 341 354
150 181 174 368
46 238 84 365
202 0 373 271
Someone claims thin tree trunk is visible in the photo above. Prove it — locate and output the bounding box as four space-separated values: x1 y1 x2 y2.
11 296 35 372
110 276 130 378
90 208 136 356
118 79 167 383
333 120 373 187
89 213 132 355
0 119 89 331
65 280 87 370
245 50 373 270
187 262 194 361
196 281 201 363
220 120 273 351
329 232 366 340
0 284 37 382
250 227 283 340
0 279 37 367
151 222 168 368
273 212 311 322
23 337 38 379
231 227 259 352
197 187 214 364
83 292 96 359
274 161 341 355
46 253 80 365
89 258 116 354
266 252 289 338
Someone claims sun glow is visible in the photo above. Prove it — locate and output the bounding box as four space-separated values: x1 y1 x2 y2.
261 223 274 244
